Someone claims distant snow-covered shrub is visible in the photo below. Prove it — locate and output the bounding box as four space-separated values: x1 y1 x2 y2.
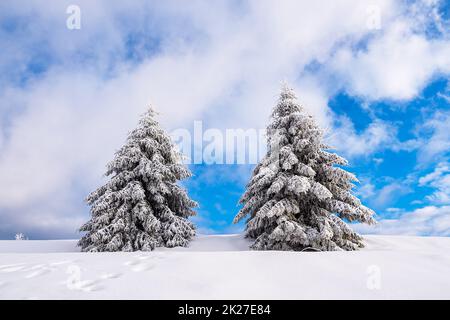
15 233 27 240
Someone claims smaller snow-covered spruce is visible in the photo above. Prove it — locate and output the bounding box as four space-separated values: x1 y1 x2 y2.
79 107 197 252
234 84 376 251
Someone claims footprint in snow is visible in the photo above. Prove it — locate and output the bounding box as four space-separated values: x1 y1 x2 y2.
25 267 54 279
0 264 27 273
131 263 154 272
124 254 161 272
124 260 153 272
100 272 122 280
0 260 74 276
133 253 164 260
49 260 74 266
21 260 75 278
62 279 103 292
74 280 103 292
63 266 104 292
26 264 46 270
23 263 58 279
124 260 139 266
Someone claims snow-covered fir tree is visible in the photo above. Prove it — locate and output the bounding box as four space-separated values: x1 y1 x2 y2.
234 84 376 251
79 107 197 252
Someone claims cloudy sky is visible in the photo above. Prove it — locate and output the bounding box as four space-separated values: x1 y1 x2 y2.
0 0 449 239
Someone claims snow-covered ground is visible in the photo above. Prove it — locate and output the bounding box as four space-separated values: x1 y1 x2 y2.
0 234 449 299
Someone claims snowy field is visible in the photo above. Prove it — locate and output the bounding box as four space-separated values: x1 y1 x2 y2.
0 234 449 299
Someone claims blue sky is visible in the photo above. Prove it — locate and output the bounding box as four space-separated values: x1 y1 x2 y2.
0 0 449 239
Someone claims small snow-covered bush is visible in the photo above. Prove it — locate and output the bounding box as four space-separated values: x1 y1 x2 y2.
15 233 27 240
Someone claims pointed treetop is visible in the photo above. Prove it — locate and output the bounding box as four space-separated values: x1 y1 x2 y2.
273 82 303 118
280 80 296 99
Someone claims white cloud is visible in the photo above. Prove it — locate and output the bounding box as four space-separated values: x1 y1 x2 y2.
373 158 384 165
373 182 412 208
386 207 403 214
419 162 449 185
356 182 376 199
354 205 450 236
356 178 412 210
417 111 450 163
328 117 399 158
419 162 450 204
329 4 450 100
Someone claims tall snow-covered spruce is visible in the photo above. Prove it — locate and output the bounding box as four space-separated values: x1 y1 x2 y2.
79 107 197 252
234 84 376 251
